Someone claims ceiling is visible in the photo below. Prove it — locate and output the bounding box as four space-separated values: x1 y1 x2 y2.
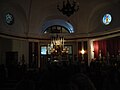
0 0 120 39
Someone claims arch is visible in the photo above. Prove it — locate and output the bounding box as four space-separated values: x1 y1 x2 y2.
88 1 119 33
42 19 74 33
0 1 28 37
87 2 111 31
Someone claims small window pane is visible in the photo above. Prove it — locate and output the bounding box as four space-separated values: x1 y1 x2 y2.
64 46 72 54
52 26 56 30
41 46 47 55
57 26 61 30
62 27 68 33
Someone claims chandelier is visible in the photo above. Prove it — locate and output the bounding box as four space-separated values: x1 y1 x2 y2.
48 35 69 56
57 0 79 17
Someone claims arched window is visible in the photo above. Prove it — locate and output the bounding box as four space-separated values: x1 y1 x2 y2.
42 19 74 33
44 25 69 33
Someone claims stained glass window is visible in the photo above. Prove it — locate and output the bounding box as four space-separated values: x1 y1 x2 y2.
5 13 14 25
102 14 112 25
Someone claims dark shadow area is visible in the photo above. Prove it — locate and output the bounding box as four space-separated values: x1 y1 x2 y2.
0 57 120 90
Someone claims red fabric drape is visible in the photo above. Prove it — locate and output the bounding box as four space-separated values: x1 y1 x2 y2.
93 40 107 59
78 42 82 61
29 42 38 68
93 36 120 59
98 40 107 57
93 41 99 58
107 37 120 56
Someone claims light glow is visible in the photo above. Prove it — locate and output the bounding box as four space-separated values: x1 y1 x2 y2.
81 50 85 54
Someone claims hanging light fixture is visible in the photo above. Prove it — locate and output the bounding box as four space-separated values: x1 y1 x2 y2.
57 0 79 17
48 35 69 56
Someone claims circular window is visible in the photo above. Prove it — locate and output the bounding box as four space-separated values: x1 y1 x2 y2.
102 14 112 25
4 13 14 25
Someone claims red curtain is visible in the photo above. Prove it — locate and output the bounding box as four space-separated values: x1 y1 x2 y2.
93 41 99 58
93 40 107 59
98 40 107 57
29 42 38 68
78 42 82 61
107 37 120 56
93 36 120 59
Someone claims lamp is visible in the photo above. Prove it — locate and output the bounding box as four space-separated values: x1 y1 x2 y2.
79 49 86 60
57 0 79 17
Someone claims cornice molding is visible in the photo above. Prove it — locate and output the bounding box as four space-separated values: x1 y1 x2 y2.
0 30 120 41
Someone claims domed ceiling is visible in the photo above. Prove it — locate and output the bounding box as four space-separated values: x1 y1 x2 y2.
0 0 120 39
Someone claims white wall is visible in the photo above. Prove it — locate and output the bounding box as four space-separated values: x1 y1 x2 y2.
0 37 12 65
0 37 29 66
12 39 29 65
